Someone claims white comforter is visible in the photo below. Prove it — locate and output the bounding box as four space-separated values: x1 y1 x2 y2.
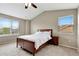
18 32 52 49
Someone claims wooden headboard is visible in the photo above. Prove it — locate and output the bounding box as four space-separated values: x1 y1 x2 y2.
38 29 53 37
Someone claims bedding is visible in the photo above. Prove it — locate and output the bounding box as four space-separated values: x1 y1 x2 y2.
18 31 52 49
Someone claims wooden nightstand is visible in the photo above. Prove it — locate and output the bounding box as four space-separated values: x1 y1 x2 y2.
49 36 59 45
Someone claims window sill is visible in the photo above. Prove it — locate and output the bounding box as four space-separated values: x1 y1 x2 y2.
0 34 19 37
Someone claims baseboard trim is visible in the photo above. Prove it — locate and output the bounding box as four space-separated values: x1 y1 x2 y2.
59 44 77 50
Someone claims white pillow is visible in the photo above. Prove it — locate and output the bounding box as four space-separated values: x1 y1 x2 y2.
34 31 52 39
42 32 50 36
34 32 41 35
41 32 51 39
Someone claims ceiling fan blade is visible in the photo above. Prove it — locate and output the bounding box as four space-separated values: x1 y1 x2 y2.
25 5 28 9
31 3 37 8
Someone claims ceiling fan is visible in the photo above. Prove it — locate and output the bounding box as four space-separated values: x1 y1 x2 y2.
25 3 37 9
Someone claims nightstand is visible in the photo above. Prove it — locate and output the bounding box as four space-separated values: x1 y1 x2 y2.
49 36 59 45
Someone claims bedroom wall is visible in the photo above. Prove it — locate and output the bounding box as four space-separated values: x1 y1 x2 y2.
77 8 79 51
31 9 77 49
0 13 30 44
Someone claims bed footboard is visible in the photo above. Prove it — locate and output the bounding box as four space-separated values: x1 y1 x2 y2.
17 38 36 55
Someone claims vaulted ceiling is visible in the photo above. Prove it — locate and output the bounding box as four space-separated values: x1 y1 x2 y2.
0 3 79 20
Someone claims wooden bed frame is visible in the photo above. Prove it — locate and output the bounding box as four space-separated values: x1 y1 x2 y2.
17 29 53 56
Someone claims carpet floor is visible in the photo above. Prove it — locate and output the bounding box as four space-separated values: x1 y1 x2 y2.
0 42 79 56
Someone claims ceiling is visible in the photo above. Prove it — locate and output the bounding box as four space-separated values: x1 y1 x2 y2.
26 3 79 20
36 3 79 10
0 3 79 20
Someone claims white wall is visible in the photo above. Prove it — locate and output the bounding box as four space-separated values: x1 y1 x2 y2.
77 8 79 51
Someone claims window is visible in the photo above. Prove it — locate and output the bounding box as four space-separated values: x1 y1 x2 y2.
0 18 19 35
58 15 73 33
11 20 19 34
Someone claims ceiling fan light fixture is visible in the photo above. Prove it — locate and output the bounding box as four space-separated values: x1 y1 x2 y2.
25 3 37 9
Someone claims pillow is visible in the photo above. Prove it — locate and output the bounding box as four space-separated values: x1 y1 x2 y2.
39 31 51 35
42 31 51 36
34 32 42 35
34 32 40 34
41 32 51 39
34 31 52 39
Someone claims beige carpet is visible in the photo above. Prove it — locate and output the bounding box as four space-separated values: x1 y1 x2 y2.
0 42 79 56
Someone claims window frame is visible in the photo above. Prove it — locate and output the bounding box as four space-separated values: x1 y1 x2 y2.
58 15 74 34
